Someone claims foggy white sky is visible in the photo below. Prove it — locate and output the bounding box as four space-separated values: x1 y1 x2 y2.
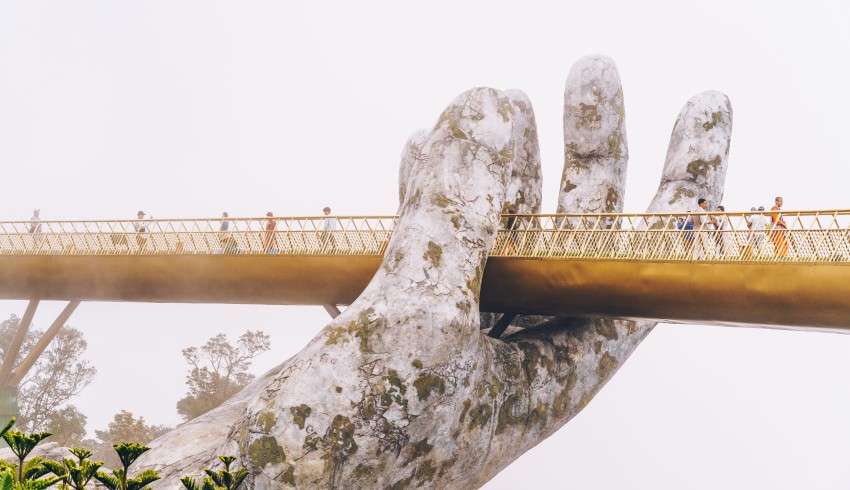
1 1 849 488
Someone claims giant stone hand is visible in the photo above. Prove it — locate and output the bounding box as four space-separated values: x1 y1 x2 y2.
138 56 732 489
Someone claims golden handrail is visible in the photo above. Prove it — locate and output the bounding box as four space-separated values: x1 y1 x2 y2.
0 211 847 263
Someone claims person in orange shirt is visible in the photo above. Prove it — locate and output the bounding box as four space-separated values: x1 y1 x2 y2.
770 196 789 257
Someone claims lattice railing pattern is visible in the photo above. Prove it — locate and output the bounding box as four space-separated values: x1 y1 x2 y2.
0 211 848 263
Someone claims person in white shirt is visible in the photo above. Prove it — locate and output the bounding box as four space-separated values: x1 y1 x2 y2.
133 210 148 251
748 206 769 254
322 206 339 251
219 211 230 232
28 209 42 234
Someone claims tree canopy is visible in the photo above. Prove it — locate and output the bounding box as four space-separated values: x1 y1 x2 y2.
176 331 270 421
0 314 95 440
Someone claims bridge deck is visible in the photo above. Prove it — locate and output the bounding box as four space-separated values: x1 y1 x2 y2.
1 211 848 331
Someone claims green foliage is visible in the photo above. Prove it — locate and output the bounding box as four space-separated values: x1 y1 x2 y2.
0 420 63 489
179 476 217 490
0 461 62 489
18 459 55 483
94 443 159 490
45 447 103 490
180 455 249 490
0 469 13 490
113 443 147 471
2 431 50 463
2 429 52 484
203 456 248 490
0 419 14 439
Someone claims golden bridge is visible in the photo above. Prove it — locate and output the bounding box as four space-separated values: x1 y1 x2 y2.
1 210 848 334
0 208 842 456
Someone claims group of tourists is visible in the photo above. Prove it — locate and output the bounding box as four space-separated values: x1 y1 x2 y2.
24 201 797 258
677 196 791 257
214 207 339 254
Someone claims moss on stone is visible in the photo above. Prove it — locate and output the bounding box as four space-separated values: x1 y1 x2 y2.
493 341 522 379
438 458 457 478
686 156 721 181
466 264 483 300
415 459 437 483
496 393 522 434
324 308 377 353
280 465 295 486
411 359 423 369
518 341 553 383
702 111 723 131
385 474 414 490
528 402 549 428
576 390 595 412
257 411 277 433
423 241 442 267
248 435 286 471
448 120 468 140
497 98 514 122
494 146 514 167
325 415 358 463
290 404 311 430
668 186 696 206
597 352 618 380
607 133 622 160
432 194 452 208
467 403 493 430
455 300 471 314
577 103 601 129
352 463 374 479
595 319 619 340
335 386 343 393
385 369 407 397
604 186 620 213
488 377 503 398
552 372 578 419
593 340 603 354
413 373 446 401
402 438 433 467
459 399 472 424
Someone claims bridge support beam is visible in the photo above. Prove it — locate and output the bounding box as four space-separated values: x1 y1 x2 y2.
0 299 39 382
9 300 80 386
323 304 342 319
0 299 39 422
0 299 80 423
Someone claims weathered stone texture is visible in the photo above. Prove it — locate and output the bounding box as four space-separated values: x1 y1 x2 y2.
136 60 733 490
559 55 628 215
648 90 732 212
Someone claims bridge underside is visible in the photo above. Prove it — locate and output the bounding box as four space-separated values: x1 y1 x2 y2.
0 256 847 332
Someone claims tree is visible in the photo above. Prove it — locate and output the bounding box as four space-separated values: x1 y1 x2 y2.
0 316 96 433
176 331 270 421
50 447 103 490
44 406 86 448
89 411 169 469
1 421 64 488
94 443 159 490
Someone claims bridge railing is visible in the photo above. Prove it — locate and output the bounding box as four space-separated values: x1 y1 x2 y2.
0 210 848 263
493 210 850 262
